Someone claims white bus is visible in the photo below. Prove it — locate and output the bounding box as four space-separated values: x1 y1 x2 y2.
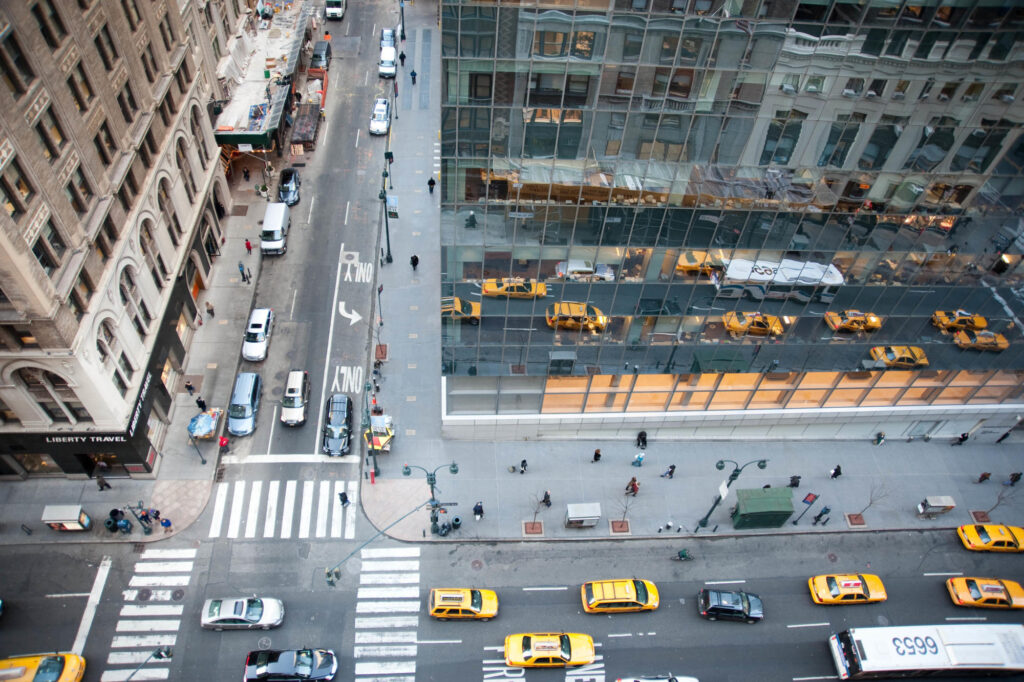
829 624 1024 680
713 258 844 303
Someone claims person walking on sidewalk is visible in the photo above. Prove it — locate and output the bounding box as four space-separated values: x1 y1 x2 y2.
951 432 969 446
245 239 252 255
218 435 230 455
660 464 676 479
410 70 417 84
184 380 195 396
206 301 215 318
427 177 436 194
625 477 639 496
520 458 528 474
635 430 648 449
830 464 843 479
399 51 406 66
541 491 552 507
1007 472 1023 486
592 448 601 463
977 472 992 483
473 501 484 520
196 396 208 412
632 451 645 467
410 254 419 271
243 168 250 183
96 472 112 490
160 517 173 534
339 492 350 507
238 261 248 283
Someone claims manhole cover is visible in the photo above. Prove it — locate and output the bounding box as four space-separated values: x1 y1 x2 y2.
471 559 483 571
138 589 152 601
827 553 837 563
172 589 185 601
257 636 272 649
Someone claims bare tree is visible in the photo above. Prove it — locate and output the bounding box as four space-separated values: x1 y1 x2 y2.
859 482 890 515
614 493 637 522
986 485 1020 514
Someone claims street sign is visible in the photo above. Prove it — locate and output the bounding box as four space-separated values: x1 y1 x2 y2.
238 144 253 152
802 493 819 505
717 480 729 500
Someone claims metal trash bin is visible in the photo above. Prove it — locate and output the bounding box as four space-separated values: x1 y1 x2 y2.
451 516 462 529
565 503 601 528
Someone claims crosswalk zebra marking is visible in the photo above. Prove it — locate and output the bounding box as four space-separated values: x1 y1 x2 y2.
354 661 416 675
227 480 246 538
122 589 175 602
331 480 344 538
115 620 181 632
355 631 418 644
119 605 184 617
345 480 358 539
133 562 193 573
208 482 228 538
281 480 297 539
362 547 421 558
264 480 280 538
360 572 420 585
129 575 190 587
354 615 419 629
353 645 418 658
356 600 421 613
99 668 170 681
139 549 196 560
360 560 420 572
110 634 176 648
299 480 314 538
245 480 262 538
316 480 330 537
357 587 420 599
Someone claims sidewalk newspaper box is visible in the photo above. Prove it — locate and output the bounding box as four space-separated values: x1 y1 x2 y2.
42 504 93 531
730 488 794 529
565 503 601 528
916 495 956 519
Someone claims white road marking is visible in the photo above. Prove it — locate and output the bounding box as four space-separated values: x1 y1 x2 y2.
316 480 330 537
122 589 175 602
316 242 353 451
344 200 350 226
47 592 90 598
208 482 229 537
289 288 298 319
946 616 987 621
354 661 416 675
356 601 421 613
354 616 419 629
362 544 421 557
522 586 568 591
353 645 418 658
119 605 184 617
331 480 344 537
924 572 963 576
264 480 280 538
355 631 419 643
417 639 462 645
245 480 262 538
227 480 246 538
345 479 358 539
787 622 831 628
131 561 193 573
299 480 314 538
791 677 837 681
107 650 171 664
361 572 420 585
115 620 181 632
221 454 355 464
71 555 111 655
357 586 420 599
704 580 747 585
606 633 637 638
99 669 170 681
140 549 196 559
129 576 190 587
110 634 176 648
281 480 297 539
361 560 421 572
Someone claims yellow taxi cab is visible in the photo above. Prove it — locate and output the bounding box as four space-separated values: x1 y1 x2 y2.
946 577 1024 609
545 302 608 332
0 653 86 682
953 330 1009 352
427 588 499 621
931 309 988 331
869 345 929 368
675 251 720 276
722 312 783 337
441 296 481 325
808 574 887 605
957 524 1024 552
824 310 882 332
481 278 547 299
581 579 659 613
504 632 595 668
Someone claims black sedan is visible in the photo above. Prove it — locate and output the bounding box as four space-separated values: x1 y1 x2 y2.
244 648 337 681
321 393 351 456
278 168 300 206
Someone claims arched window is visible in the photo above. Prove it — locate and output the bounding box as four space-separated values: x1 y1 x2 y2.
140 219 168 288
175 139 196 203
190 107 209 168
119 267 152 340
16 367 93 423
96 319 117 364
158 178 182 245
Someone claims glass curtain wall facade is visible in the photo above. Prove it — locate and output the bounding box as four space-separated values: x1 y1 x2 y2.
440 0 1024 419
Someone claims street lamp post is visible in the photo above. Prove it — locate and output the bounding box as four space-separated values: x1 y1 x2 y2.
378 180 393 264
402 462 459 534
362 380 380 477
697 458 768 529
399 0 406 40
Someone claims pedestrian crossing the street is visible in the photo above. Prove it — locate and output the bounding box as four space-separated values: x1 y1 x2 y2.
354 547 421 682
99 548 196 681
207 479 358 539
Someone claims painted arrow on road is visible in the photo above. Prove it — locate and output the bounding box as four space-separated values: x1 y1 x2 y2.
338 302 363 326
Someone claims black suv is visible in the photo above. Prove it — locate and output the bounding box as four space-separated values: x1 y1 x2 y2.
697 588 763 623
322 394 351 456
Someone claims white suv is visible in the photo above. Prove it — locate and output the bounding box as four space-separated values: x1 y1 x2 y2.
554 259 615 282
241 308 274 361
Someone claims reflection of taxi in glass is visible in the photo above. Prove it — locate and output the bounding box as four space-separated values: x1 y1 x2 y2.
428 588 498 621
675 251 720 276
808 574 887 605
931 309 988 331
957 524 1024 552
441 297 480 324
581 579 659 613
946 577 1024 609
953 330 1009 351
504 632 595 668
824 310 882 332
722 312 783 337
0 653 86 682
481 278 547 299
869 345 928 368
545 302 608 332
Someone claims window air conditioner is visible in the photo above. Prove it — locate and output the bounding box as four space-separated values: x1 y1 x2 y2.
962 95 978 102
806 84 820 93
866 90 878 98
924 125 935 137
1001 94 1015 103
938 93 950 101
781 83 796 95
892 91 905 100
842 88 857 97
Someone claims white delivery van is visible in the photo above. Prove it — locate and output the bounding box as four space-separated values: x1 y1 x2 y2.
260 203 290 255
378 47 397 78
325 0 346 19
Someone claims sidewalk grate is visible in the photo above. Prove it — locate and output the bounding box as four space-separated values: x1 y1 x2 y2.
231 205 249 216
132 542 146 553
215 464 226 482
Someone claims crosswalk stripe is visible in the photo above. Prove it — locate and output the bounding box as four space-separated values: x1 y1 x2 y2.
345 479 358 539
227 480 246 538
122 589 175 602
354 616 419 629
110 634 176 648
281 480 297 539
356 601 421 613
245 480 262 538
355 631 418 644
360 572 420 585
264 480 280 538
316 480 330 537
119 605 184 617
107 650 172 664
361 560 420 572
115 620 181 632
331 480 344 537
361 547 421 558
208 482 228 538
353 645 418 658
354 661 416 675
133 562 193 573
100 668 170 681
357 587 420 599
299 480 314 538
351 677 415 682
139 549 196 560
129 576 190 587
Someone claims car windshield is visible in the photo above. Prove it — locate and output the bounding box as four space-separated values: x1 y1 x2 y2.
229 404 251 419
373 109 387 121
244 598 264 621
326 425 344 439
975 525 991 542
244 331 264 343
261 229 282 240
470 590 482 610
282 394 303 408
558 634 572 659
633 580 648 603
34 657 66 682
294 650 313 676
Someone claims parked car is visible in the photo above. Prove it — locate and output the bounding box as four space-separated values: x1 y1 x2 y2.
243 649 336 681
380 27 396 48
322 394 352 456
201 596 284 630
277 168 301 206
369 97 391 135
697 588 763 623
242 308 274 362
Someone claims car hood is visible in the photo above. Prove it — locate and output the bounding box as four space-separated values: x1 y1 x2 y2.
746 594 764 618
323 430 349 454
241 340 265 360
262 598 285 626
280 404 305 422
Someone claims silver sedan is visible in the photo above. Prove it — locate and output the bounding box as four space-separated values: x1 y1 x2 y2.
200 596 284 631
